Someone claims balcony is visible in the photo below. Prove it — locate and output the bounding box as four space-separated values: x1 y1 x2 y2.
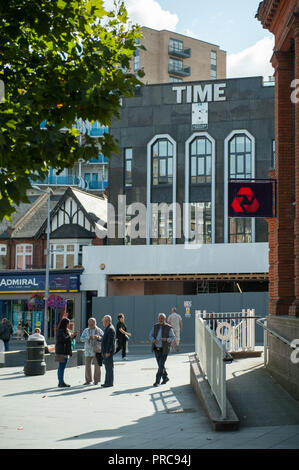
30 175 81 186
88 154 109 164
168 46 191 58
168 65 191 77
86 180 108 191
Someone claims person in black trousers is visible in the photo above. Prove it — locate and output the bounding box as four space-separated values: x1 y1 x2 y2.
101 315 116 387
55 318 77 388
114 313 131 361
149 313 175 387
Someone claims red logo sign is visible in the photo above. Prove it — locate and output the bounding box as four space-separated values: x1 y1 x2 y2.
231 187 260 214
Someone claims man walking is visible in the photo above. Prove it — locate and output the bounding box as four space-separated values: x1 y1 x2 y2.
167 307 182 353
149 313 175 387
101 315 116 388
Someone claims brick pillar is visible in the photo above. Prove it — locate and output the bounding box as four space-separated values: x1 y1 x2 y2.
266 170 276 314
270 50 295 315
289 15 299 317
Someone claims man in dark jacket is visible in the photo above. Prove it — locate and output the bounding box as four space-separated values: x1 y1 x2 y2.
101 315 116 387
0 318 13 352
149 313 175 387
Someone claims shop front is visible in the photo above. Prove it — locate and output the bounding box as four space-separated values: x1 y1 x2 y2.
0 269 83 340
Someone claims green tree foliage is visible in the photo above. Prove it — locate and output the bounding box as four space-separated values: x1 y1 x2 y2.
0 0 143 219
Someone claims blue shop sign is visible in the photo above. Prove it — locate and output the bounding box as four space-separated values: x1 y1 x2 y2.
0 271 81 293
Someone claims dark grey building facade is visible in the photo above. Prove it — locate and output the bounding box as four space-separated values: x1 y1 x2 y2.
109 77 274 249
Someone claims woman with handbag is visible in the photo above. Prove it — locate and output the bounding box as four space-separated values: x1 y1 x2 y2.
55 317 77 388
80 317 104 386
115 313 131 361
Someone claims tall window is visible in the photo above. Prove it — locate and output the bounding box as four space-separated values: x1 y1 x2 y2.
151 203 173 245
124 148 133 188
228 133 254 243
190 137 212 184
16 244 33 269
189 202 211 244
152 139 173 186
210 50 217 79
229 134 252 179
0 244 6 269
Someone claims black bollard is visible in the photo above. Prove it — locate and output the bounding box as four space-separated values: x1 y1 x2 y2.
24 340 46 376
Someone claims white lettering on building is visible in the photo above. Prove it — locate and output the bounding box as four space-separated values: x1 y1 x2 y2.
0 277 39 288
172 83 227 104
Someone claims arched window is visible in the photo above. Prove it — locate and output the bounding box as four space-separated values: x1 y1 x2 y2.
190 137 212 184
229 134 252 179
226 132 254 243
152 138 173 186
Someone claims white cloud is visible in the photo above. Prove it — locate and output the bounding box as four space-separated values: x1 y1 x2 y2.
104 0 179 31
227 37 275 79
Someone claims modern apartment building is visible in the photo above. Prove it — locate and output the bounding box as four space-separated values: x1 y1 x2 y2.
32 120 109 196
129 26 227 84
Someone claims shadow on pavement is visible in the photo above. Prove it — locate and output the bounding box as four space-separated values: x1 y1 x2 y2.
227 362 299 428
57 384 206 449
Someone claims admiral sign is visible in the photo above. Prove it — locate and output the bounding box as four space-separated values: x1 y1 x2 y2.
0 272 81 293
228 181 274 218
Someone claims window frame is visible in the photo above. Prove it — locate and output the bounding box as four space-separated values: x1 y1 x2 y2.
16 244 33 270
124 148 133 188
224 130 255 244
190 137 212 184
152 138 174 186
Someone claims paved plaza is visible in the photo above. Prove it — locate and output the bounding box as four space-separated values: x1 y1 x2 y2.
1 345 299 450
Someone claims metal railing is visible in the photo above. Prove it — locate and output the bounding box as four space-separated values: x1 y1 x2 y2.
197 309 256 353
195 312 231 419
256 317 298 367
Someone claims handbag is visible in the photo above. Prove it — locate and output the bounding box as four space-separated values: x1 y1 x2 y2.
92 338 102 353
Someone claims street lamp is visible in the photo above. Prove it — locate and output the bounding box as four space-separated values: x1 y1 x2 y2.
32 185 53 341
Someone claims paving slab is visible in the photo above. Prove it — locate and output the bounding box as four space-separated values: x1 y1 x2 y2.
0 351 299 449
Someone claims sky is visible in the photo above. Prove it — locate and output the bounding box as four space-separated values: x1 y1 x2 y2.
104 0 275 79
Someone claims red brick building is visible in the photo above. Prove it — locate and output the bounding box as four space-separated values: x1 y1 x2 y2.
257 0 299 399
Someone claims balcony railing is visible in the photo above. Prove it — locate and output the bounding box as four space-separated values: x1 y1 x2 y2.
168 46 191 58
30 175 81 186
30 176 108 191
87 180 108 190
168 65 191 77
88 154 109 164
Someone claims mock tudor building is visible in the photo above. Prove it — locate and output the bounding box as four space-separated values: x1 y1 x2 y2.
0 187 107 338
81 76 275 301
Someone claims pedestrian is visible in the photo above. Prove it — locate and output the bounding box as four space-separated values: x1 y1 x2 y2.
23 320 31 340
0 318 13 352
101 315 116 388
114 313 131 361
208 313 218 333
80 317 104 386
55 317 77 388
28 327 47 344
167 307 182 353
149 313 175 387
